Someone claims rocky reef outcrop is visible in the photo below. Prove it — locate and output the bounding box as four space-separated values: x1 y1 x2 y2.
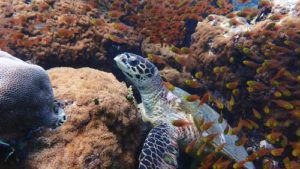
1 68 142 169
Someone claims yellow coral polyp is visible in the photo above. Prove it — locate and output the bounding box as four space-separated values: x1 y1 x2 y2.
226 81 238 89
266 132 281 142
256 67 264 74
265 118 277 128
243 60 258 68
273 99 294 110
273 91 282 98
271 148 284 156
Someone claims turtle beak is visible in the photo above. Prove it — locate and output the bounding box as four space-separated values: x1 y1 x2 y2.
114 53 128 71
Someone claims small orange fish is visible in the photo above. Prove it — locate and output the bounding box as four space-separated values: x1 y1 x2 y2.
243 60 259 68
224 125 230 134
185 79 201 88
248 120 259 129
147 54 166 65
172 119 191 127
205 152 216 162
233 161 247 169
246 153 256 161
57 28 75 38
271 148 284 156
272 99 294 110
254 148 270 158
215 143 226 152
265 117 278 128
203 133 218 143
226 81 239 89
246 80 266 90
216 159 231 168
164 82 175 91
112 23 130 32
240 118 253 130
214 99 224 110
266 132 282 142
213 157 225 168
180 47 190 54
235 134 248 146
290 100 300 107
108 10 125 19
185 140 196 153
252 108 262 119
195 71 203 79
184 94 200 102
201 121 214 131
196 143 206 156
199 91 212 105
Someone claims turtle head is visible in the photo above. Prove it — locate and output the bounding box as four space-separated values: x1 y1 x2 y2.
114 53 161 90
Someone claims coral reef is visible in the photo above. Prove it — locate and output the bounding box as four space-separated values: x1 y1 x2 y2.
0 0 139 69
174 0 300 168
108 0 233 45
1 68 142 169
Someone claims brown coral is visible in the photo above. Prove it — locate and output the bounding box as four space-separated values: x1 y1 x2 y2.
21 68 142 169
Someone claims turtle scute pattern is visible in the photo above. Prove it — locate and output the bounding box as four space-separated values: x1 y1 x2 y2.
139 123 179 169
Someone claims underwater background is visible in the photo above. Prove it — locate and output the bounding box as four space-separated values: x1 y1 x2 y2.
0 0 300 168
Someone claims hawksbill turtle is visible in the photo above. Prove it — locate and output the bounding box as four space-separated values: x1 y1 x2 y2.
114 53 255 169
0 50 67 160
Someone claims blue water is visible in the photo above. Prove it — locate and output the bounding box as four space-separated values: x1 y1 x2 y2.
232 0 260 10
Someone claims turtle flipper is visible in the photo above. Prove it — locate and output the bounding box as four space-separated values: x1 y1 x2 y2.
138 123 179 169
171 87 255 169
197 105 255 169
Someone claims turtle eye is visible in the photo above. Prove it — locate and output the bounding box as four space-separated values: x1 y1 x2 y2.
129 59 139 66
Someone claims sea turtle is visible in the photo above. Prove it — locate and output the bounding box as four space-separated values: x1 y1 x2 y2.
0 50 67 160
114 53 255 169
